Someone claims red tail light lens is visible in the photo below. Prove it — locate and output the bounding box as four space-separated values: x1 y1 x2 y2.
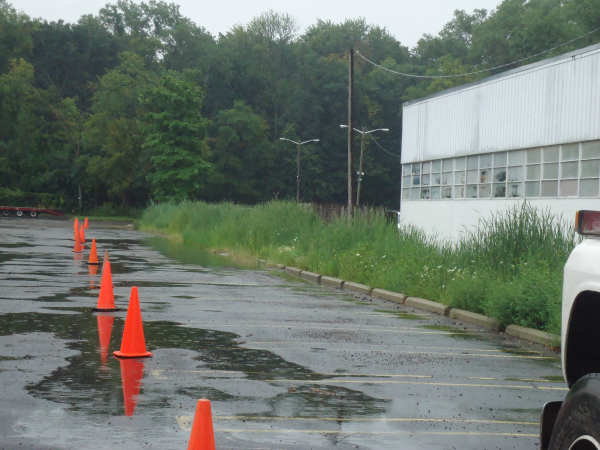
576 211 600 236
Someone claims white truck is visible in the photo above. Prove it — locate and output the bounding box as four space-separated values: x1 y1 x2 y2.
541 211 600 450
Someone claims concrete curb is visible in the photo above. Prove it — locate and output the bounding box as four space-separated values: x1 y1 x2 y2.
343 281 372 295
506 324 560 347
320 276 345 289
450 309 502 332
300 271 322 284
371 289 406 304
284 267 302 277
406 297 450 316
275 264 285 269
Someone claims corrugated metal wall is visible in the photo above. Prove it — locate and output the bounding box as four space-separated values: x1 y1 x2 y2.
401 46 600 164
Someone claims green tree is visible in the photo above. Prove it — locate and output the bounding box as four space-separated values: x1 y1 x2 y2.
142 71 212 201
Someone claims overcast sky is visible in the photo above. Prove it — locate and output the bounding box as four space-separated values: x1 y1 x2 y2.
13 0 503 48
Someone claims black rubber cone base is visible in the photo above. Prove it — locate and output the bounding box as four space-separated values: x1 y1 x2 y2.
87 262 101 265
92 307 122 312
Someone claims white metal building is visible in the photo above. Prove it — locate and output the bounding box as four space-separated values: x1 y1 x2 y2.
400 43 600 239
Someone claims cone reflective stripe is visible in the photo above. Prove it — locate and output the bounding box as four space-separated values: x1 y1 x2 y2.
72 232 82 253
97 314 114 364
80 224 86 244
113 287 152 358
187 399 216 450
88 239 99 265
92 260 120 312
119 358 145 416
84 217 89 229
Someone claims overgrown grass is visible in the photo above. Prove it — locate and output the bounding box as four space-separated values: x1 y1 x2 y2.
140 200 577 335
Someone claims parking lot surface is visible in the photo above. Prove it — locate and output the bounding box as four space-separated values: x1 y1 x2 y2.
0 219 566 449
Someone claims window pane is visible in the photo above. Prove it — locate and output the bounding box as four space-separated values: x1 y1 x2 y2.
411 188 420 200
527 148 542 164
422 161 431 174
544 146 559 162
543 163 559 180
454 186 464 198
466 185 477 198
422 174 431 185
403 165 412 176
493 184 506 198
561 161 579 179
494 152 507 167
402 189 410 200
480 154 492 168
509 150 524 166
467 155 478 170
580 179 599 197
412 176 420 186
526 164 541 180
421 187 430 199
412 163 421 175
467 170 478 184
494 168 507 182
478 184 491 198
525 182 540 197
508 183 523 198
583 141 600 160
562 143 579 161
442 186 453 199
480 169 491 183
453 171 464 184
443 158 455 171
431 186 441 199
432 160 441 172
403 176 411 188
541 181 558 197
442 171 454 185
508 166 523 182
431 173 441 185
560 180 577 197
581 160 600 178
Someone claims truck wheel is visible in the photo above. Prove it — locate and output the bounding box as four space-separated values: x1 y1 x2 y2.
1 210 9 217
549 374 600 450
29 211 37 218
16 210 23 217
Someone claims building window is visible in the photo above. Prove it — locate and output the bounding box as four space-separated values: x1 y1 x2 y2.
401 139 600 201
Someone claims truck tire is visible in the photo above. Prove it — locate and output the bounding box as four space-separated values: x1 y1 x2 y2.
16 210 23 217
549 373 600 450
29 211 37 218
1 210 9 217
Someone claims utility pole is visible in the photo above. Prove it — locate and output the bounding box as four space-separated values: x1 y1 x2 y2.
279 137 320 202
356 127 366 206
347 48 354 220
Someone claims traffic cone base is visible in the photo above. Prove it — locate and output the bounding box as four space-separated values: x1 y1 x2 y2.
113 287 152 359
93 307 122 312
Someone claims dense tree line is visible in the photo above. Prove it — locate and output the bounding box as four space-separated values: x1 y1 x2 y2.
0 0 598 212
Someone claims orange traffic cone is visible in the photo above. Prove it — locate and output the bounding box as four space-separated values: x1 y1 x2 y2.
113 287 152 358
73 217 79 230
80 224 86 244
84 217 89 229
73 231 82 253
88 239 100 265
74 219 80 240
119 358 145 416
97 313 115 364
187 399 216 450
92 260 120 312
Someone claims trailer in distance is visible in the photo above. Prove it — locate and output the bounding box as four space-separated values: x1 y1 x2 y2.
0 206 64 218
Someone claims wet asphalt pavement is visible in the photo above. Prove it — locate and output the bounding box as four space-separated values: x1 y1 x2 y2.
0 218 567 449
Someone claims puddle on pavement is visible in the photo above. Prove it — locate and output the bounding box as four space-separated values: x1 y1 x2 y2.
374 309 426 320
143 236 262 271
0 310 389 419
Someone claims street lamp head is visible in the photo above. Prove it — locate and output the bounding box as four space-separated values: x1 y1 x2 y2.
382 128 389 132
314 139 320 142
279 138 286 140
340 125 348 128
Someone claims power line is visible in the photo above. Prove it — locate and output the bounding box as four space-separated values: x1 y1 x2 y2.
368 132 400 157
355 27 600 79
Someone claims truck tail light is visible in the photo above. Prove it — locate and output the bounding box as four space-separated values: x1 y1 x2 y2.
576 210 600 235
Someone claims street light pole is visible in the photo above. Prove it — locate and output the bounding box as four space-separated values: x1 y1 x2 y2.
279 138 320 202
339 126 389 206
348 48 354 219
